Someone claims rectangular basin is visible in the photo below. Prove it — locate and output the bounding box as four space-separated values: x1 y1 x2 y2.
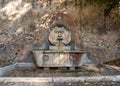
32 50 87 67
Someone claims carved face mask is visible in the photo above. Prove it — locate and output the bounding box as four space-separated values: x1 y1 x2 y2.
49 26 71 45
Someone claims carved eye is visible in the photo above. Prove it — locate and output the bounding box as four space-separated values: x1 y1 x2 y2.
55 31 59 33
61 31 64 33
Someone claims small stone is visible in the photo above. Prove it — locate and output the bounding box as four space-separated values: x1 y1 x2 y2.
26 36 33 40
15 27 24 35
84 82 90 85
3 79 7 84
68 82 72 85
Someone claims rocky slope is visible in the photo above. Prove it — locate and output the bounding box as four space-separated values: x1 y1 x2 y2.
0 0 120 64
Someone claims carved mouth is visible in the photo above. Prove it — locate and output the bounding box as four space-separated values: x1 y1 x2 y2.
57 37 63 40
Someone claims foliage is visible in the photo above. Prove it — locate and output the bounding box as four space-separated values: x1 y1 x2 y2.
78 0 119 5
77 0 119 16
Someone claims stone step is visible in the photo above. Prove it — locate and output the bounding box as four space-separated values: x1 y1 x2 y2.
0 75 120 86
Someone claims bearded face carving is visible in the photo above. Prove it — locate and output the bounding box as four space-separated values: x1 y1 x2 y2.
48 26 71 46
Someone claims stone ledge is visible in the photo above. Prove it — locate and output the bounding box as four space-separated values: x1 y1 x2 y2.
0 75 120 82
0 75 120 86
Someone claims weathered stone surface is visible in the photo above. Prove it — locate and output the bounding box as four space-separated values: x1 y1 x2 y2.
0 0 120 64
0 63 118 77
0 76 120 86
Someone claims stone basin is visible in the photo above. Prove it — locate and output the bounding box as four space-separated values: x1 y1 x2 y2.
32 50 96 67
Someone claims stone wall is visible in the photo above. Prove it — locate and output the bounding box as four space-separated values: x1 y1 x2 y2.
0 0 120 64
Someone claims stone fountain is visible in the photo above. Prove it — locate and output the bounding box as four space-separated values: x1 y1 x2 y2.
32 23 96 68
0 21 120 86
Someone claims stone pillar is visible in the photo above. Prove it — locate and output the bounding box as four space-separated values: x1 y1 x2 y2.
42 30 49 50
70 32 75 50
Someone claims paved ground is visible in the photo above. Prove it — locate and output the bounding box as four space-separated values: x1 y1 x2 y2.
0 63 120 86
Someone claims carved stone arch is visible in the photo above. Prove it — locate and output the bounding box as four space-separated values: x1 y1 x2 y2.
43 11 76 50
50 11 76 29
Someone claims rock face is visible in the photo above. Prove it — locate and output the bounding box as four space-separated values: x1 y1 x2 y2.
0 0 120 64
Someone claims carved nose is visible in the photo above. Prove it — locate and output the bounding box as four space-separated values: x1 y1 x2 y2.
58 33 62 37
